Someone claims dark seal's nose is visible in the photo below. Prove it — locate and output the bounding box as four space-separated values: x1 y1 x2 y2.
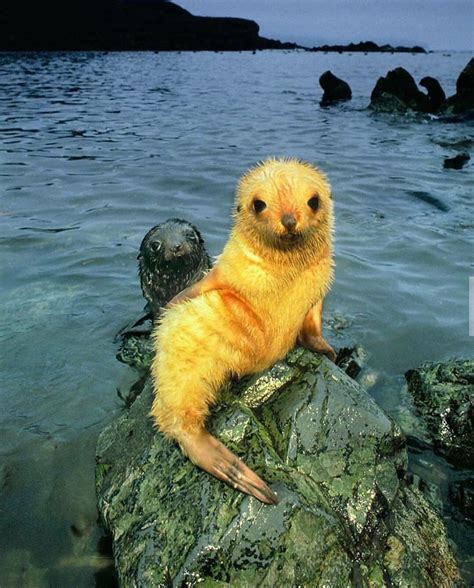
164 243 188 261
281 213 297 232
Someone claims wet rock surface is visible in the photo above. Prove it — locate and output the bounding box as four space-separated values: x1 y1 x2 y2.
96 348 459 586
405 359 474 469
449 478 474 523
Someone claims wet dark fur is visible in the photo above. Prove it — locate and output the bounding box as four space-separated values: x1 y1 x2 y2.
138 218 211 317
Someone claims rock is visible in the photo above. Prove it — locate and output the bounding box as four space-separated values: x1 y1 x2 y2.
443 153 470 169
369 67 427 113
335 346 364 379
405 359 474 467
444 58 474 115
319 71 352 105
96 348 459 586
117 334 155 370
309 41 426 53
449 478 474 522
419 76 447 113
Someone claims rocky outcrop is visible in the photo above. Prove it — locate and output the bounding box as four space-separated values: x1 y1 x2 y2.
444 57 474 115
319 71 352 105
369 67 427 113
0 0 300 51
96 348 459 586
405 359 474 468
370 59 474 117
309 41 426 53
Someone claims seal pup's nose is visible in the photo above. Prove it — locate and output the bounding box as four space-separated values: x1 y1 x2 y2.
281 213 297 232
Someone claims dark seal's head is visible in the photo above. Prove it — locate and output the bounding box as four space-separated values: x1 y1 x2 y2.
138 218 211 316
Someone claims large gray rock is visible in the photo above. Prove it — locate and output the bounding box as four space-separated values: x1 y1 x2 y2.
96 349 459 587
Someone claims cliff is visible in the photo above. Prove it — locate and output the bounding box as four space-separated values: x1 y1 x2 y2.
0 0 299 51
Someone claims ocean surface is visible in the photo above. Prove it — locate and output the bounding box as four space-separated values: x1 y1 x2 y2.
0 50 472 586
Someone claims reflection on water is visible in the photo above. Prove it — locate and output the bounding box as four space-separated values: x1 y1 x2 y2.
0 50 472 585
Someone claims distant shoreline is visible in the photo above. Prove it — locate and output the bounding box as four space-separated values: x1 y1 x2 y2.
306 41 426 54
0 1 427 53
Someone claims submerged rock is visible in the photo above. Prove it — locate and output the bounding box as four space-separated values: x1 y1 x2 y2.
319 71 352 105
443 152 470 169
96 349 459 586
405 359 474 467
449 478 474 522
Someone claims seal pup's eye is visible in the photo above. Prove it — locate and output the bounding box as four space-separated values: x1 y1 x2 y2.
253 199 267 213
307 195 320 211
151 241 162 252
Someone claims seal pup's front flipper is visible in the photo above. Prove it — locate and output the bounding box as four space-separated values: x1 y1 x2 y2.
297 299 336 362
114 311 153 343
180 430 278 505
166 266 223 308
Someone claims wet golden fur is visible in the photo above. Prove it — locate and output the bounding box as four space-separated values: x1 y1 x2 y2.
150 158 334 443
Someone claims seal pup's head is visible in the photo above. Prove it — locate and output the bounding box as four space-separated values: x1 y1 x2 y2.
233 158 333 252
138 218 211 313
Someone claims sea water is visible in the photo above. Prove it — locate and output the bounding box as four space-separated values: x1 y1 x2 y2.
0 50 472 585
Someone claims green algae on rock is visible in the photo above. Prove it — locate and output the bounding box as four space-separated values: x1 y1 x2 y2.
405 359 474 468
96 349 459 586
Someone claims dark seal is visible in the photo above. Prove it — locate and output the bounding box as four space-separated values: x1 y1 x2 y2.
115 218 211 367
319 70 352 105
138 218 211 317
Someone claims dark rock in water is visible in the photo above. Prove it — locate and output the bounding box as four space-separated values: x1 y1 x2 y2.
369 67 427 113
138 218 211 318
449 478 474 522
335 346 363 379
405 359 474 468
319 71 352 105
368 60 474 117
434 137 474 150
443 152 470 170
419 76 446 113
96 349 459 586
444 58 474 115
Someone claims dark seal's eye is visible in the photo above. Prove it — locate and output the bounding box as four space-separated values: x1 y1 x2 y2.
151 241 162 252
253 199 267 213
307 195 320 211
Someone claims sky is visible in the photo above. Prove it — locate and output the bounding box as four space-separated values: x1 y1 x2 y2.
178 0 474 51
